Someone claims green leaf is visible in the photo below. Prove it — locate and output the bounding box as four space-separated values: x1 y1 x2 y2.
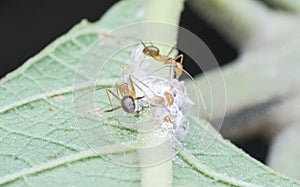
0 0 299 186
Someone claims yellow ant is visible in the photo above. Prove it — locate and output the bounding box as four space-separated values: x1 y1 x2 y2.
140 40 184 79
99 75 174 116
76 74 176 123
103 75 144 114
101 75 177 125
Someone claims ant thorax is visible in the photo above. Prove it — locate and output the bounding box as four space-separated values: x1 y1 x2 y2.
119 43 193 141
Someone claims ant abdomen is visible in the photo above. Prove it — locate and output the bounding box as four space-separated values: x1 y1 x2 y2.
121 96 135 114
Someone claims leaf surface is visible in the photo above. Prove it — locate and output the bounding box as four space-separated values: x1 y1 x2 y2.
0 0 299 186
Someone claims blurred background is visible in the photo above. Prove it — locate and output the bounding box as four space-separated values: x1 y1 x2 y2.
0 0 267 163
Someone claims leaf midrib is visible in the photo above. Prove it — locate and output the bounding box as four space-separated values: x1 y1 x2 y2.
179 150 259 187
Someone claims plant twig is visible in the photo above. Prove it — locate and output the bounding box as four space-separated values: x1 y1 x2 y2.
267 123 300 179
185 0 300 141
263 0 300 12
139 0 185 187
187 45 300 140
145 0 184 25
187 0 274 49
144 0 184 53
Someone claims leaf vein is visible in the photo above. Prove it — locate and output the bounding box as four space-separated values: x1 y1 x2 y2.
0 143 133 186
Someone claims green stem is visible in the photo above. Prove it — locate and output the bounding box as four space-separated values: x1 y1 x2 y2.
188 0 273 49
145 0 184 24
187 44 300 139
263 0 300 12
138 131 173 187
139 0 185 187
144 0 184 53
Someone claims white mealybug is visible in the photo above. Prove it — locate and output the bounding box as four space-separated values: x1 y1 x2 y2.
119 42 194 143
73 39 200 167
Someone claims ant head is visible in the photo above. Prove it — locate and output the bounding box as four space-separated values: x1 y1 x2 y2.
143 46 160 57
140 40 160 57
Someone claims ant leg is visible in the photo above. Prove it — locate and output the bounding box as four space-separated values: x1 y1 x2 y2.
173 54 184 64
104 106 122 113
140 40 147 48
165 45 177 79
105 89 122 112
135 96 145 100
130 75 161 107
129 75 156 97
106 89 121 101
166 44 177 57
128 75 136 97
115 83 122 97
105 89 114 110
144 65 174 80
169 63 173 80
173 54 184 78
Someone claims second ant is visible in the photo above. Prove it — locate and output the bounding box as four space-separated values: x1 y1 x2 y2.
140 40 184 79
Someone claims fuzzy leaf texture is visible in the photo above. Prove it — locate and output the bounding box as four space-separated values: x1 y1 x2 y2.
0 0 299 186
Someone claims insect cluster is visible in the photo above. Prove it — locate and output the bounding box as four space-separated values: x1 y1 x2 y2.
103 41 193 142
